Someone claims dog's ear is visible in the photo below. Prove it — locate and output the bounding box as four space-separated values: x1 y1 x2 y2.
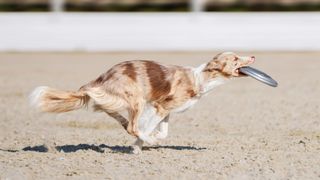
213 53 222 61
204 61 223 72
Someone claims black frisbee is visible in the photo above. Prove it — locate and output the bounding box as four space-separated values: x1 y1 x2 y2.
239 66 278 87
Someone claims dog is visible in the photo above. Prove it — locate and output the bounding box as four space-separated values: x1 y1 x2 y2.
30 52 255 154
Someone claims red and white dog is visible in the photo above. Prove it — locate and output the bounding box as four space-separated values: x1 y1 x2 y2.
30 52 255 153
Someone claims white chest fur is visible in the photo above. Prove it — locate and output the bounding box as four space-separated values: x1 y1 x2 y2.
172 98 199 113
171 77 225 113
200 78 226 94
171 64 228 113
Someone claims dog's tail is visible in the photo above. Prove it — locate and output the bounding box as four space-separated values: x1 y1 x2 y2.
29 86 90 113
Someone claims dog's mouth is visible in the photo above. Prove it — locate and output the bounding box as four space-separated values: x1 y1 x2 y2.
234 60 255 76
234 66 248 76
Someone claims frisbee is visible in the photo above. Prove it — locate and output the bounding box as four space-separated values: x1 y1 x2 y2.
239 66 278 87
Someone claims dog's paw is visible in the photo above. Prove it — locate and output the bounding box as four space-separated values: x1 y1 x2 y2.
154 131 167 139
138 134 157 145
146 136 158 145
130 145 142 154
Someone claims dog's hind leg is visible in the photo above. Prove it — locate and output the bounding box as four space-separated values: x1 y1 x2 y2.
127 100 144 137
131 138 144 154
105 111 128 129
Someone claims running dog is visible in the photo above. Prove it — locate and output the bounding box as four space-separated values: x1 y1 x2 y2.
30 52 255 154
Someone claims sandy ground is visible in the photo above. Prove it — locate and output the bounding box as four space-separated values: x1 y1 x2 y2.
0 52 319 179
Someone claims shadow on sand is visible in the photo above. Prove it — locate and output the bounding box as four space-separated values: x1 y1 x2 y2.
1 144 206 154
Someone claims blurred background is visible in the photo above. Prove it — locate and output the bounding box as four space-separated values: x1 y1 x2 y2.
0 0 319 51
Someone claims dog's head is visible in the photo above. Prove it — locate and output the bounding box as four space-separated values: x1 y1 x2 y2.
204 52 255 78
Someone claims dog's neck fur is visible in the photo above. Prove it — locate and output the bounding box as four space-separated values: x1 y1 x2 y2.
193 63 229 96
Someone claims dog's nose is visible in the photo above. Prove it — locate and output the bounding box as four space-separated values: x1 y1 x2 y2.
250 56 255 62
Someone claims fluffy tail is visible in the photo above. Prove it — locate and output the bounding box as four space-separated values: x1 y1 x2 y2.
29 86 90 113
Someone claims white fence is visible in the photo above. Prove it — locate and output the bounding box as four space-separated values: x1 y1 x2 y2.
0 12 320 52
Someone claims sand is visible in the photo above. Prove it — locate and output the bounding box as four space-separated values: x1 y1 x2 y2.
0 52 319 179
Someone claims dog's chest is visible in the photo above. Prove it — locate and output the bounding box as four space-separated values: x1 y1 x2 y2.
172 98 199 113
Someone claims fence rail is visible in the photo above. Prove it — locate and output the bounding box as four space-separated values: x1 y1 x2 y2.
1 12 320 52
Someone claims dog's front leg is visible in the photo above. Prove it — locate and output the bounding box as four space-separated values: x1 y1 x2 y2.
154 114 170 140
136 105 168 145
